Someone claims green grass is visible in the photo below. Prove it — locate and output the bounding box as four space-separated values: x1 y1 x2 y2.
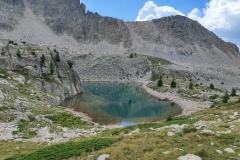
5 138 117 160
0 68 9 78
45 112 92 129
12 66 34 81
12 120 37 139
142 55 171 66
0 106 8 112
103 116 196 136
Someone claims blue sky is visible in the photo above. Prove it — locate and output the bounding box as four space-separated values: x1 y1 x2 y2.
80 0 240 47
81 0 208 22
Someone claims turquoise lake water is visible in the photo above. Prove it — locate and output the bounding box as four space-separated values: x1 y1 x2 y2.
63 82 182 126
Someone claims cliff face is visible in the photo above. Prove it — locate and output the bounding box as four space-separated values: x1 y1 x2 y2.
0 39 82 105
127 16 239 57
0 0 24 31
0 0 239 67
26 0 132 48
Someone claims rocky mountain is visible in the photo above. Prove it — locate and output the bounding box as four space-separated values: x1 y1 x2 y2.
0 39 82 105
0 0 240 87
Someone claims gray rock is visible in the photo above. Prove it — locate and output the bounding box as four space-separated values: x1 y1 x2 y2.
234 112 238 116
216 150 222 154
224 148 234 153
46 94 61 106
201 129 214 134
162 151 170 154
177 154 202 160
96 154 110 160
229 115 235 119
12 75 25 84
0 90 4 100
167 132 175 137
195 121 207 130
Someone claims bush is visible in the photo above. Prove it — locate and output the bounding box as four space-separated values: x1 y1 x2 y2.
8 40 18 45
129 53 137 58
237 98 240 103
209 94 218 100
222 90 230 103
45 112 90 128
183 127 197 134
49 61 54 75
157 78 163 87
209 83 214 89
171 80 176 88
16 49 22 58
197 149 209 158
1 48 4 56
166 115 173 121
40 54 45 68
67 60 73 69
5 138 117 160
189 82 193 89
230 88 237 96
55 52 60 62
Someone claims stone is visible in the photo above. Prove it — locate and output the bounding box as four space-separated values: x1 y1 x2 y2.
201 129 214 134
229 115 235 119
216 150 222 154
0 74 5 78
177 154 202 160
0 122 18 140
162 151 170 154
12 75 25 84
0 90 4 100
234 112 238 116
224 148 234 153
96 154 110 160
167 132 175 137
216 130 231 134
230 125 235 129
171 124 186 133
195 121 207 130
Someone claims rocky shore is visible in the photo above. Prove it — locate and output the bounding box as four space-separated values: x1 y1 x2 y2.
141 82 211 115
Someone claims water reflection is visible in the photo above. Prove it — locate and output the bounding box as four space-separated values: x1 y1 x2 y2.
63 82 182 126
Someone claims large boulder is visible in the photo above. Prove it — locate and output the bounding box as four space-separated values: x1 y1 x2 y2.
177 154 202 160
97 154 110 160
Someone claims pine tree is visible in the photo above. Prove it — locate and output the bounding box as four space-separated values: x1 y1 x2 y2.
157 77 163 87
50 61 54 74
40 54 45 68
55 52 60 62
171 80 176 88
209 83 214 89
189 82 193 89
222 90 230 103
67 60 73 69
230 88 237 96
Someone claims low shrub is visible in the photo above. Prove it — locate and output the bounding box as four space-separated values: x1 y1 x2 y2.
6 138 117 160
183 127 197 134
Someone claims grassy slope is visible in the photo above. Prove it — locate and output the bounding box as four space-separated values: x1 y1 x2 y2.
71 103 240 160
5 138 117 160
2 102 240 160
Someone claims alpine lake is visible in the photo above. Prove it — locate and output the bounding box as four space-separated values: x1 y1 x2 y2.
63 82 182 126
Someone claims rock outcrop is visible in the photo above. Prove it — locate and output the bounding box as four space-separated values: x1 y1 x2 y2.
0 39 82 104
0 0 25 31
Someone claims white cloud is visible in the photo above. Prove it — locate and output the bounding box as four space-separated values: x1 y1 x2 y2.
189 0 240 47
136 0 240 47
136 1 184 21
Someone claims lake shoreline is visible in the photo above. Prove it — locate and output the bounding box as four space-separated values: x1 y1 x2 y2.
66 81 210 128
140 81 210 116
